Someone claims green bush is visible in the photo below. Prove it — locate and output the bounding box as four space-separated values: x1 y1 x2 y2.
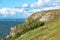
22 21 45 34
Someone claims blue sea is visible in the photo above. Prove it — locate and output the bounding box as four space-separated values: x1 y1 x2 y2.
0 19 26 39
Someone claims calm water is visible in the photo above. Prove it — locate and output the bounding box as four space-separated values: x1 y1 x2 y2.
0 20 25 38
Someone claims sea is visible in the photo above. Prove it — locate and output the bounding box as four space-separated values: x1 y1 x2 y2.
0 19 26 39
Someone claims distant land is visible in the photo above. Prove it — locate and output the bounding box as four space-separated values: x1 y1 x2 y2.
0 18 26 21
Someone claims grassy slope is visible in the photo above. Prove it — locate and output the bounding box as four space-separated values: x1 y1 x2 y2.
4 9 60 40
16 18 60 40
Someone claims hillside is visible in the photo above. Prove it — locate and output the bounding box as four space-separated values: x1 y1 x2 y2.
4 9 60 40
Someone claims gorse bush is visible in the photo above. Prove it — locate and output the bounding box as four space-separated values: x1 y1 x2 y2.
20 21 45 34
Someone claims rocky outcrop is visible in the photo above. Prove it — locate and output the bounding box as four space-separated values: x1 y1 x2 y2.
39 12 54 22
10 26 17 37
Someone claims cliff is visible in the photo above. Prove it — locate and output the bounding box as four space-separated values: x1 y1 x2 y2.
4 9 60 40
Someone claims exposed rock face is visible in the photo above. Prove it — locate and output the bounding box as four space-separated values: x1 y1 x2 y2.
39 12 54 22
32 13 42 20
10 26 17 37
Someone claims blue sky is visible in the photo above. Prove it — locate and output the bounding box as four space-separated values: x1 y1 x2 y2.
0 0 60 19
0 0 37 8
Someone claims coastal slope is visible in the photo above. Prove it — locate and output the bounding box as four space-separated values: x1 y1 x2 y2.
4 9 60 40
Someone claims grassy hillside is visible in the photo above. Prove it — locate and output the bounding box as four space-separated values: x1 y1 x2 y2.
4 9 60 40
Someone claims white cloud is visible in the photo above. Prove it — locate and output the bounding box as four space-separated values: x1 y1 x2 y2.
0 8 8 15
42 6 60 11
30 0 48 8
0 8 24 17
16 8 24 13
22 3 29 8
30 0 60 9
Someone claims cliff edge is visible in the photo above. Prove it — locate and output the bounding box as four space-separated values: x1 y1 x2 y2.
4 9 60 40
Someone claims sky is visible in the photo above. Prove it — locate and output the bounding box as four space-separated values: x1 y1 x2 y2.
0 0 37 8
0 0 60 19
